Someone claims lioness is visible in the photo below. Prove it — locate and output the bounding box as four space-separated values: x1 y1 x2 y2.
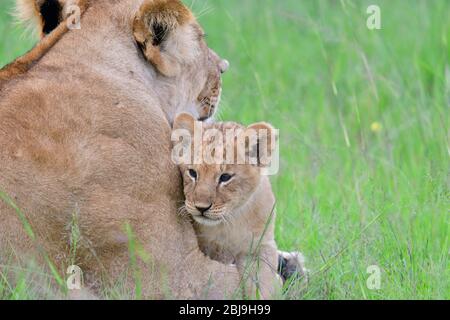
0 0 238 299
173 113 282 299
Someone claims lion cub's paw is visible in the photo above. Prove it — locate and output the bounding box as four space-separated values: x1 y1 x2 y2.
278 251 308 285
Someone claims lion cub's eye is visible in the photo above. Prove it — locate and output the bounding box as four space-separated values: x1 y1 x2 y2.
188 169 198 180
219 173 233 184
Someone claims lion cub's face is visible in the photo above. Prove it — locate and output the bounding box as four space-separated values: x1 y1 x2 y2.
172 113 277 226
182 161 261 226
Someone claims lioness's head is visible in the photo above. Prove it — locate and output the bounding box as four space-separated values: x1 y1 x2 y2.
133 0 229 120
172 113 277 226
17 0 228 121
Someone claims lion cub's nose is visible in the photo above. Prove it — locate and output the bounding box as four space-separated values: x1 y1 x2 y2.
196 204 212 214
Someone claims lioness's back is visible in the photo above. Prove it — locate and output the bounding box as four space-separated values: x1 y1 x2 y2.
0 38 181 258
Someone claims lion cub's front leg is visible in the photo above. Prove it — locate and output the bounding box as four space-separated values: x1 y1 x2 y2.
236 243 282 299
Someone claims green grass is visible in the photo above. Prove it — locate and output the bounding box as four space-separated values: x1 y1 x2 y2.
0 1 36 67
0 0 449 299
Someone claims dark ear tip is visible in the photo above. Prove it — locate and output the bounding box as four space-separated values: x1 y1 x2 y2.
151 21 170 46
39 0 63 34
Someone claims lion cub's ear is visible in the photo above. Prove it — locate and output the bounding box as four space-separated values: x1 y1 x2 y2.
244 122 278 167
173 112 196 135
133 0 194 77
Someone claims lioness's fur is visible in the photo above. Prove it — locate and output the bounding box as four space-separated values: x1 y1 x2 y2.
173 113 282 299
0 0 238 299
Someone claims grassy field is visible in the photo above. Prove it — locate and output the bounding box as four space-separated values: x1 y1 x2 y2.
0 0 449 299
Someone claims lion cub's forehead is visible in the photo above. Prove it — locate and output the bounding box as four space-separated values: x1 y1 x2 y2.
201 121 245 154
195 163 226 176
193 163 246 178
203 122 245 137
193 123 244 175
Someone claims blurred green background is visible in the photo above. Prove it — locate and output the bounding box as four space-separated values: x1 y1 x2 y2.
0 0 449 299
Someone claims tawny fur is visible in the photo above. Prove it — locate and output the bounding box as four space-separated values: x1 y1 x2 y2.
0 0 237 299
0 23 66 87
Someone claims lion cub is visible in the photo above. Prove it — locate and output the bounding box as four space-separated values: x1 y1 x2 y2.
172 113 281 299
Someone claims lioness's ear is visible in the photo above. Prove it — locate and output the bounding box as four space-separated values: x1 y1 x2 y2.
244 122 278 167
173 112 196 135
133 0 193 77
16 0 87 37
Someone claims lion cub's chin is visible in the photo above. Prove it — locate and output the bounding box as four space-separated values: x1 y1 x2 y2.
192 215 223 227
